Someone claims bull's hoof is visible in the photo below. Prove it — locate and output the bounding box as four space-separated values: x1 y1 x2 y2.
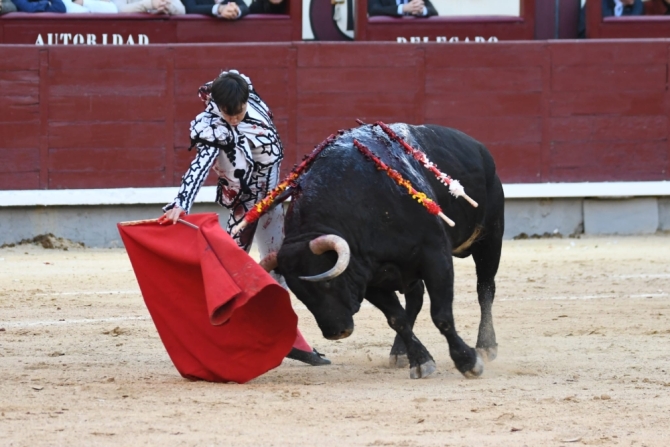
476 345 498 363
389 354 409 368
462 354 484 378
409 360 436 379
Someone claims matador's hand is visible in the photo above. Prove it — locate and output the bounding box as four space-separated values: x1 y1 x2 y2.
159 206 185 225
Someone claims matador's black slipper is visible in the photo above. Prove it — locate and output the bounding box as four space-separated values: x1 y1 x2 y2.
286 348 332 366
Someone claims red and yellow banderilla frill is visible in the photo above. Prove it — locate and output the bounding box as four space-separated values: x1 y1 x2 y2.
353 139 455 227
374 121 478 209
231 134 338 236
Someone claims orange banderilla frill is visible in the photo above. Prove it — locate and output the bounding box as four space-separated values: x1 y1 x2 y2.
231 134 338 236
352 139 455 227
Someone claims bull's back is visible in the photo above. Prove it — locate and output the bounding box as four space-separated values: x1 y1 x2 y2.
407 125 502 247
285 123 502 257
409 125 497 189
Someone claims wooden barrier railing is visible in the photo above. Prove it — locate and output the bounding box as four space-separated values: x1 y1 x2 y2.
1 40 669 191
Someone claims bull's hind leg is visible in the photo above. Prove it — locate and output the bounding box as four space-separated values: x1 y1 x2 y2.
389 280 424 368
423 249 483 378
366 286 436 379
470 210 504 362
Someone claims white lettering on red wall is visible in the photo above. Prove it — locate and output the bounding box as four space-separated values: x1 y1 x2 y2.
35 34 150 45
396 36 499 43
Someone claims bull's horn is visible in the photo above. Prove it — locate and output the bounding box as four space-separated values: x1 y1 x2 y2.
259 252 278 272
299 235 351 282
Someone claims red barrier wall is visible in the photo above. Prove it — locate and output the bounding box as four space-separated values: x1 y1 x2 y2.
1 41 669 191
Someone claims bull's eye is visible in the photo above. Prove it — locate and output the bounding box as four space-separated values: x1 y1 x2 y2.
322 280 332 289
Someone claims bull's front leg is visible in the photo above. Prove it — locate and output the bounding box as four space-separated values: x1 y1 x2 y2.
422 249 483 378
366 287 436 379
389 280 424 368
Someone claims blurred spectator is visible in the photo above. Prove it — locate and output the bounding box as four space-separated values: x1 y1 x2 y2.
249 0 285 14
647 0 670 14
1 0 18 13
602 0 643 17
578 0 644 38
182 0 248 18
113 0 184 14
368 0 437 17
62 0 117 12
13 0 65 11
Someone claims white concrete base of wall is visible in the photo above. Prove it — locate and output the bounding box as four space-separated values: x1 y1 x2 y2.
584 198 659 235
659 198 670 232
2 183 670 247
503 199 583 239
1 198 669 248
503 197 669 239
0 204 230 248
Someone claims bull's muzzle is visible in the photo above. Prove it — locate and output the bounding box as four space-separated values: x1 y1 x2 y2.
324 327 354 340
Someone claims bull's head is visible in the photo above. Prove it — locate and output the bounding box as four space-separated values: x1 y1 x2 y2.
262 234 360 340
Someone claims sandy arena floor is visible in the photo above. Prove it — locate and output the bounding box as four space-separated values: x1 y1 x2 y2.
1 234 669 446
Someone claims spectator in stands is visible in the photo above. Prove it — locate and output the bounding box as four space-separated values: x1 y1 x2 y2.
182 0 248 18
13 0 65 11
248 0 284 14
648 0 670 14
602 0 644 17
1 0 18 13
368 0 437 17
62 0 117 12
113 0 184 14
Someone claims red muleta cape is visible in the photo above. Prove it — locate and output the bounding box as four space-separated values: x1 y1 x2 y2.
117 213 298 384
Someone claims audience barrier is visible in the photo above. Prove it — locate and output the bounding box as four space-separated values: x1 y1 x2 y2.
5 0 670 43
1 40 669 191
0 2 301 44
586 0 670 38
355 0 535 41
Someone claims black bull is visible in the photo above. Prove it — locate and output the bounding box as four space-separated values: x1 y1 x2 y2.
271 123 504 379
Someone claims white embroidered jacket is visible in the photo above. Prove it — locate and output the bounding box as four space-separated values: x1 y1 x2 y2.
165 71 282 213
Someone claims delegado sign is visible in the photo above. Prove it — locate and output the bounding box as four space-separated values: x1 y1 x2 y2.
396 36 499 43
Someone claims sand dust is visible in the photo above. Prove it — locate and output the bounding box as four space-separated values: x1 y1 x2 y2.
1 235 669 446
